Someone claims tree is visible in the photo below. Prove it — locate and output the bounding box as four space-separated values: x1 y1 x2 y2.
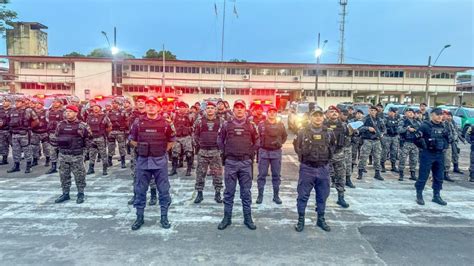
87 48 135 59
143 49 177 60
64 51 85 57
0 0 17 37
229 58 247 63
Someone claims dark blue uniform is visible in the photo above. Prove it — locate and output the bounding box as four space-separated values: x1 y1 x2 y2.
217 117 258 229
468 125 474 181
129 115 175 228
415 119 450 201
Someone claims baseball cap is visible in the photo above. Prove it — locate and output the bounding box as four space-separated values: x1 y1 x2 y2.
233 99 246 108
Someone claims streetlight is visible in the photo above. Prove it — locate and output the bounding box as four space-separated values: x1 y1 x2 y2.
102 27 118 95
314 33 328 102
424 44 451 106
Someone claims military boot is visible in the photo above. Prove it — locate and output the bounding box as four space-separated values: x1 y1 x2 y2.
357 168 363 180
470 171 474 182
416 190 425 205
102 165 108 176
374 170 384 181
218 213 232 230
316 213 331 232
44 156 50 167
97 153 101 163
169 158 178 176
346 176 355 188
391 162 398 172
256 188 264 204
337 192 349 208
76 192 85 204
45 162 57 174
7 162 20 173
0 155 8 165
273 187 282 204
432 191 447 205
381 161 386 173
243 213 257 230
409 171 417 181
131 214 144 230
32 157 38 167
444 171 455 182
214 191 222 203
107 156 113 167
127 194 135 205
149 188 157 205
453 163 464 174
54 193 70 203
86 163 95 175
295 214 305 232
84 153 89 161
160 214 171 229
399 171 404 181
178 159 184 168
194 191 203 204
120 156 126 168
24 161 32 174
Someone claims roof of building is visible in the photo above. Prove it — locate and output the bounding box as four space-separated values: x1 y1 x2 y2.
0 55 472 72
6 22 48 30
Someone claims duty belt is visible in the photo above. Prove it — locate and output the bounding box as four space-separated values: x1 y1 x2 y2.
226 155 252 161
302 161 329 168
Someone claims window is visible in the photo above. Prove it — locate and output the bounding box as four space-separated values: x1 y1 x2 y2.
123 85 149 93
303 69 327 76
354 70 378 77
131 65 148 72
407 71 426 79
201 87 221 94
202 67 223 74
20 62 45 69
47 83 69 90
226 68 250 75
380 71 404 78
252 89 275 96
431 72 455 79
226 88 251 95
328 70 353 77
252 68 275 76
20 82 45 90
175 87 199 94
176 66 199 73
150 65 174 73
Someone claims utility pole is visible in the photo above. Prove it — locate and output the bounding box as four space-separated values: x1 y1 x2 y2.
314 33 321 102
219 0 227 99
162 44 166 94
424 56 432 106
113 27 117 96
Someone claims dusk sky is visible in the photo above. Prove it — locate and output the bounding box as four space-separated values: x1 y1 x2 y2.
2 0 473 66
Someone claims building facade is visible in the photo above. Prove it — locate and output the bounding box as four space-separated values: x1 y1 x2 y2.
6 22 48 56
1 55 471 109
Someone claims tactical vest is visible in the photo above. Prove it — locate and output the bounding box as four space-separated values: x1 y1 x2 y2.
224 120 254 159
129 110 147 128
0 108 10 130
87 114 106 138
261 120 284 150
300 126 332 164
174 114 192 137
136 117 168 157
361 117 381 140
9 108 29 134
400 118 419 142
325 120 346 148
108 109 127 131
252 115 266 126
385 117 399 136
33 110 48 134
426 123 448 151
199 117 220 149
47 108 64 133
56 121 85 155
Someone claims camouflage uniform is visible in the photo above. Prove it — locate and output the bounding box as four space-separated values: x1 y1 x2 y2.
398 117 421 179
0 106 12 162
358 115 385 176
86 112 111 168
107 108 128 159
9 107 38 163
171 112 194 174
31 108 50 161
444 120 457 172
381 115 400 168
45 107 65 164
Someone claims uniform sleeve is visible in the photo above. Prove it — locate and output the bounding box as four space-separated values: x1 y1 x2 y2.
193 118 201 145
80 123 93 139
293 130 303 155
398 120 407 134
251 122 259 151
103 116 112 127
28 109 39 120
165 122 176 143
129 120 139 142
217 122 227 151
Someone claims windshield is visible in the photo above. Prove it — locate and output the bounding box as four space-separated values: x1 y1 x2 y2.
297 105 309 113
466 108 474 118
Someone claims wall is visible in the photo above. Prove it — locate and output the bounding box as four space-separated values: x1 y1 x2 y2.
74 61 112 100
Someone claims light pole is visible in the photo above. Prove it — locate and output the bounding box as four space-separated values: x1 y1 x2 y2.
424 44 451 106
314 33 328 102
102 27 118 95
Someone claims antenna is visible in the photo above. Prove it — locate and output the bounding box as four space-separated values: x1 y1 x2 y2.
338 0 348 64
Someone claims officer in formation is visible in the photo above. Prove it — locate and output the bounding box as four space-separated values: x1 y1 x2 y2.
381 107 400 173
256 105 287 205
0 97 12 165
216 100 233 121
398 108 421 181
324 106 351 208
415 108 450 206
468 125 474 182
107 99 128 169
357 105 385 181
129 99 175 230
45 98 65 174
31 100 49 167
350 109 364 171
217 99 258 230
7 97 39 174
249 104 266 125
54 105 92 204
193 101 224 204
419 103 430 121
442 110 456 182
170 102 194 176
293 108 335 232
340 110 356 188
86 102 112 176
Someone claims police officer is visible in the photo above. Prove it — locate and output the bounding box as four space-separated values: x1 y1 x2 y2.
0 97 13 165
129 99 175 230
381 107 400 173
7 97 38 173
419 103 430 122
216 100 233 121
217 99 258 230
193 101 223 204
107 99 128 168
350 109 364 171
398 108 421 181
86 102 112 176
340 109 356 188
256 105 287 205
325 106 351 208
415 108 450 206
467 125 474 182
357 105 385 181
54 105 92 204
31 100 49 167
250 104 266 126
45 98 65 174
170 102 194 176
294 109 336 232
442 110 456 182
